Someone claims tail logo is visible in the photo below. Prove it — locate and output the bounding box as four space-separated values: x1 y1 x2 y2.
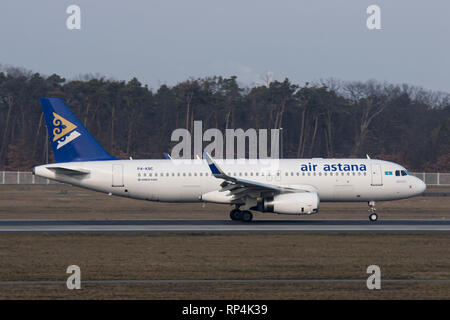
52 112 82 149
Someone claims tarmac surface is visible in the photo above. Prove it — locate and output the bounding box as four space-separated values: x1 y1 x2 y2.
0 219 449 233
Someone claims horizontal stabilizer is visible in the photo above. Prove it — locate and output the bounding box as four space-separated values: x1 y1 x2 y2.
47 167 90 176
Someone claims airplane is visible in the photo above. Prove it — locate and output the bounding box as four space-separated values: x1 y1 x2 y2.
33 98 427 222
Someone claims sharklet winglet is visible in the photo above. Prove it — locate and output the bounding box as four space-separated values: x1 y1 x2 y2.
203 151 227 178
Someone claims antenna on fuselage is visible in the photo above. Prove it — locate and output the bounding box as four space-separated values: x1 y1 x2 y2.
366 154 371 159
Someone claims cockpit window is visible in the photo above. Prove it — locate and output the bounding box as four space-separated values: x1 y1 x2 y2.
395 169 410 176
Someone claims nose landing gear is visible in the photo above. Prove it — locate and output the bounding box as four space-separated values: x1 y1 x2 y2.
229 208 253 222
368 201 378 221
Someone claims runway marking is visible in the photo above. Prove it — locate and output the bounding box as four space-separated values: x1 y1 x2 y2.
0 219 449 233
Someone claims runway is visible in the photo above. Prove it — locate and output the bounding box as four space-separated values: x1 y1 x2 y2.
0 219 449 233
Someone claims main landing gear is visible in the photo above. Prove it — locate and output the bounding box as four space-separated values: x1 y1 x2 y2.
230 208 253 222
368 201 378 222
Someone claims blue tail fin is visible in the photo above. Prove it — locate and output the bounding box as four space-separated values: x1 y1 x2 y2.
40 97 117 163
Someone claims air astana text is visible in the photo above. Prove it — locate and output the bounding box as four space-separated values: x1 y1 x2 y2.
301 163 367 172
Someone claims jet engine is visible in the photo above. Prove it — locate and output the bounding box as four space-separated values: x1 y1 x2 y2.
254 192 320 215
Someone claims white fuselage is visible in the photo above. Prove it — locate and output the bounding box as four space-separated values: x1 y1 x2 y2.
34 158 426 204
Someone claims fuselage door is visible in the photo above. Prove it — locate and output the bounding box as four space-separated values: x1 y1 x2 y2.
112 164 124 187
371 164 383 186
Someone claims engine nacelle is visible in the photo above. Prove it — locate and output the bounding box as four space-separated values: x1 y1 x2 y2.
256 192 320 215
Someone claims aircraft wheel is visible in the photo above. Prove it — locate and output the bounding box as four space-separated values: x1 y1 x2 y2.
241 210 253 222
369 213 378 222
230 209 242 221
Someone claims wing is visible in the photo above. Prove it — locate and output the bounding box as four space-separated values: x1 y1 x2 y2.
203 151 309 203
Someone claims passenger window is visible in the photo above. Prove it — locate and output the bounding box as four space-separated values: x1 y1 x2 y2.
155 173 157 177
308 172 311 176
302 172 305 176
285 172 288 176
194 173 197 176
200 172 203 176
256 172 259 176
183 173 186 177
166 173 169 177
205 173 209 176
245 172 248 176
188 173 192 176
324 172 327 176
318 172 322 176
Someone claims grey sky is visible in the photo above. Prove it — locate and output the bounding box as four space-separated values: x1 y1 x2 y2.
0 0 449 91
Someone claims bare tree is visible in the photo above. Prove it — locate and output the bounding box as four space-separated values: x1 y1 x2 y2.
344 80 398 156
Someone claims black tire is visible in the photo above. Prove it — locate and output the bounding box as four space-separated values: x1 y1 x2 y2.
230 209 242 221
369 213 378 222
241 210 253 222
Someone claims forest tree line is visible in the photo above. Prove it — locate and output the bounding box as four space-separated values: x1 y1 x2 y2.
0 66 449 171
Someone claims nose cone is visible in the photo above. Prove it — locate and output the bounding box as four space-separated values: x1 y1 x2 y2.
416 178 426 195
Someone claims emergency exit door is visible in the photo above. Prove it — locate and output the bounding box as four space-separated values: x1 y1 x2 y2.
371 164 383 186
112 164 124 187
